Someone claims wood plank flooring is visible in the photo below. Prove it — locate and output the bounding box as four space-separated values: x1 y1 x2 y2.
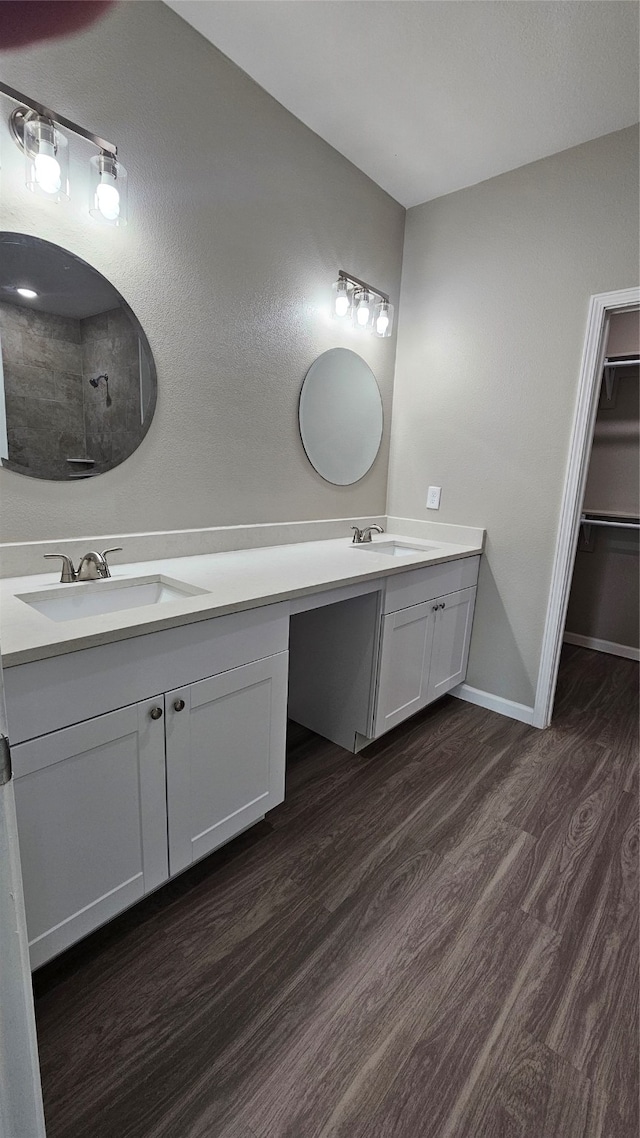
34 645 639 1138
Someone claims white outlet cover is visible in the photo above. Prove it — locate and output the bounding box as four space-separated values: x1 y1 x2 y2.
427 485 441 509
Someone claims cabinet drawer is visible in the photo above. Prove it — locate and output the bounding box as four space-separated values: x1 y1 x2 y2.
383 555 479 613
5 602 289 745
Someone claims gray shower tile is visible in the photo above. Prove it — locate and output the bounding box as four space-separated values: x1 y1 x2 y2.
3 362 51 399
22 334 82 374
0 325 24 366
81 311 110 341
54 369 84 406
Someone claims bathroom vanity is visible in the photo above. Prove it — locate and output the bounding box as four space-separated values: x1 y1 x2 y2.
0 528 482 968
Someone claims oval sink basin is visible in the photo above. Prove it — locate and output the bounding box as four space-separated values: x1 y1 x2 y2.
354 541 440 558
18 574 208 622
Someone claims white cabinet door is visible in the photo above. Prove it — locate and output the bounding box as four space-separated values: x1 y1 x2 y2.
427 587 477 703
373 600 437 737
165 652 288 876
12 699 168 969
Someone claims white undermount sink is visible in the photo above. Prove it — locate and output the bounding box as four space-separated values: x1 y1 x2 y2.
18 574 208 622
354 540 440 558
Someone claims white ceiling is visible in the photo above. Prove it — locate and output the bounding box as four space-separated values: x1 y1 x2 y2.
165 0 639 208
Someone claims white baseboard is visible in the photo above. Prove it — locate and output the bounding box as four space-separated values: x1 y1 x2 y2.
452 683 535 726
563 632 640 662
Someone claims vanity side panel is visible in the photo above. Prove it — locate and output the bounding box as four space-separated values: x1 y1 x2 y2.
5 604 289 744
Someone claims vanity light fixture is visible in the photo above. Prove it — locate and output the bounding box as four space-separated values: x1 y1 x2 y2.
89 152 127 225
22 111 69 200
354 289 374 328
333 277 351 318
374 299 394 338
2 81 127 225
332 271 394 337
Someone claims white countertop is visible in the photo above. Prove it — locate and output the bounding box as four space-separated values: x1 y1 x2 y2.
0 532 483 668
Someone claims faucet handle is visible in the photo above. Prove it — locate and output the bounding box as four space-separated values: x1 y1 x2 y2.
100 548 123 578
44 554 78 583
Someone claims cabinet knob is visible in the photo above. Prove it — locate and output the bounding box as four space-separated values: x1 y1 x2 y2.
149 706 163 720
440 603 446 610
432 604 438 612
173 698 185 712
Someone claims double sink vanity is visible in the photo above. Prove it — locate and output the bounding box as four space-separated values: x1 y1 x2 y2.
0 234 483 971
1 521 483 970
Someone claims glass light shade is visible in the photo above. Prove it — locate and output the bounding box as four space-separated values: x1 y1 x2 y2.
374 300 394 338
24 114 69 201
89 153 128 225
332 277 352 319
353 289 374 330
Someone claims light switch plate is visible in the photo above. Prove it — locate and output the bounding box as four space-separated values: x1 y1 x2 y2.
426 485 441 510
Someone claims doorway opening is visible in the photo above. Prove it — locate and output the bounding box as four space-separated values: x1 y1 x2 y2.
534 288 639 728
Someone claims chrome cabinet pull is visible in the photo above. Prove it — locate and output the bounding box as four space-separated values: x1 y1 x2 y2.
173 699 185 712
149 706 163 720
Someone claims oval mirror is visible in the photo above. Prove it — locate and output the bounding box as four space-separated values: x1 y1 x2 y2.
0 233 156 480
298 348 383 485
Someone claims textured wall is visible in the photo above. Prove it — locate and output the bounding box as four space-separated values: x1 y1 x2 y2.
0 1 404 540
387 127 639 707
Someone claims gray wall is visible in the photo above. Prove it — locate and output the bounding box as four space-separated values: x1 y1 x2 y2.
0 0 404 540
584 365 639 519
566 535 639 650
387 127 639 707
607 308 639 356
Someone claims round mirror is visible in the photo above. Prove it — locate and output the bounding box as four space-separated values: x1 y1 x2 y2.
298 348 383 485
0 233 157 480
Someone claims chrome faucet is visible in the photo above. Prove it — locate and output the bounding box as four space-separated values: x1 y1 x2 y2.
77 551 114 581
43 548 123 583
351 524 385 544
43 554 78 583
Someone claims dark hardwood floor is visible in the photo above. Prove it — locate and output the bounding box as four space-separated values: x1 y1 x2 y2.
34 645 639 1138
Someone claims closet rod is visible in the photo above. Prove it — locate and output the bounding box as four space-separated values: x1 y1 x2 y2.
581 515 640 531
603 357 639 368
